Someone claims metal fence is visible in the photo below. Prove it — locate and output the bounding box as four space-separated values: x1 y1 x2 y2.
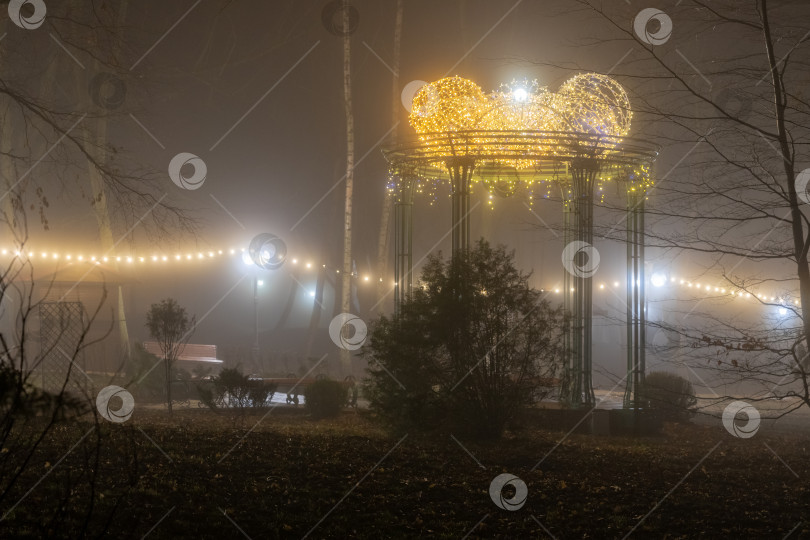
38 301 88 393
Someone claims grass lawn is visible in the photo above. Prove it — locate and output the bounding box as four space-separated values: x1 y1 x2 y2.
2 407 808 538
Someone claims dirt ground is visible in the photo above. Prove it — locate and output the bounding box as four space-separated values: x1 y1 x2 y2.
2 406 808 538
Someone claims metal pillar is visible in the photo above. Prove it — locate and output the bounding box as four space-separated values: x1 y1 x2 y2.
561 159 598 407
393 173 416 314
562 183 574 403
447 157 475 256
252 275 259 366
624 186 646 408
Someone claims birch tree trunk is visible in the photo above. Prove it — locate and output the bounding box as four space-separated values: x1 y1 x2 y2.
340 0 355 375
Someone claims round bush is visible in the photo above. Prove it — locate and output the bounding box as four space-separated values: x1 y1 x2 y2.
304 379 347 419
639 371 696 422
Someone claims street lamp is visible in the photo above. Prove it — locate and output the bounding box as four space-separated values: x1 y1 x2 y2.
246 233 287 369
651 272 667 287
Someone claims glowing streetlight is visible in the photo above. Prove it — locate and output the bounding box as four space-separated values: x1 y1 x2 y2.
246 233 288 363
512 87 528 102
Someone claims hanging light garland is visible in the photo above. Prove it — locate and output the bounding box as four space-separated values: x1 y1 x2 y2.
0 246 796 308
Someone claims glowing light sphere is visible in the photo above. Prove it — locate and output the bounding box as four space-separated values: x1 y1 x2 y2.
401 73 641 192
555 73 632 137
409 74 631 139
482 79 565 165
408 76 487 135
484 79 560 132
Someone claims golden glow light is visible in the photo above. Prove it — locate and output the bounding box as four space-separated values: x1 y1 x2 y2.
403 73 646 204
409 76 487 135
408 73 633 164
555 73 631 137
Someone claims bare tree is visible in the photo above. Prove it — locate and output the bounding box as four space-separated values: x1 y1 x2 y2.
536 0 810 414
340 0 355 375
0 226 116 532
0 2 198 241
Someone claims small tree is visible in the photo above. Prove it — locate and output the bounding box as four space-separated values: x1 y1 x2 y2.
146 298 195 415
366 239 566 439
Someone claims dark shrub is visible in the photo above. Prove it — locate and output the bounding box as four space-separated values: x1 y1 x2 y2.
196 368 275 411
304 379 347 419
248 380 277 408
639 371 697 422
215 368 251 408
196 382 217 410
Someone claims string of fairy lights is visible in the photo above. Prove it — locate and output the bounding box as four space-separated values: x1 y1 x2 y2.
548 277 801 309
387 175 619 208
1 245 801 309
0 246 379 281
